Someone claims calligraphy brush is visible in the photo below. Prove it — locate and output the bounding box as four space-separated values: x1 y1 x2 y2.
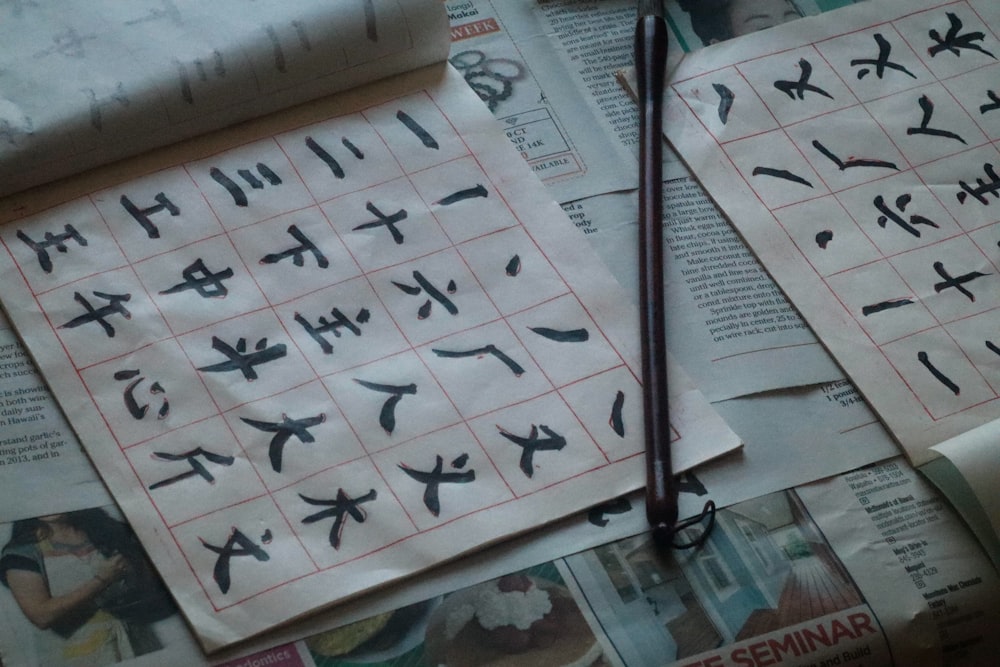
635 0 715 548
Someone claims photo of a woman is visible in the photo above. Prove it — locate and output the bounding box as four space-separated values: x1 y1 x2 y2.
677 0 803 45
0 507 176 666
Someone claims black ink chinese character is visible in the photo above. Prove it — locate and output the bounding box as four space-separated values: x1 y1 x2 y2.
874 194 939 238
712 83 734 124
305 135 365 179
197 336 288 380
60 291 131 337
906 95 966 144
239 413 326 473
294 307 369 355
774 59 833 101
260 224 329 268
353 379 416 434
751 167 813 188
398 454 475 516
861 298 914 316
120 193 180 239
677 470 709 497
434 184 488 206
851 33 916 80
588 496 632 527
210 164 282 207
497 423 566 478
200 528 270 594
979 90 1000 115
392 271 457 319
813 140 898 172
529 326 589 343
114 368 169 420
610 390 625 437
917 350 960 395
932 261 989 301
300 487 377 548
957 163 1000 205
396 110 438 149
352 202 409 244
148 447 235 489
159 258 234 298
431 344 525 376
16 224 87 273
928 12 995 59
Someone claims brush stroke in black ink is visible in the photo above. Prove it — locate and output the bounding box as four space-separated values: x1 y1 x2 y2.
300 487 377 549
980 90 1000 115
907 95 966 144
751 167 813 188
120 193 179 239
210 163 282 207
928 12 995 59
610 390 625 437
240 413 326 473
957 163 1000 205
392 270 458 318
159 258 234 298
497 424 566 478
774 59 833 101
588 496 632 527
114 369 169 420
197 336 287 381
260 224 329 268
398 454 475 516
434 184 488 206
17 224 87 273
917 350 960 395
861 298 915 316
852 33 916 80
712 83 734 124
396 110 438 149
874 194 940 238
60 291 132 338
295 307 368 355
813 140 898 171
353 379 417 434
200 528 269 594
353 202 409 244
148 447 235 490
932 260 989 301
529 326 589 342
431 344 525 376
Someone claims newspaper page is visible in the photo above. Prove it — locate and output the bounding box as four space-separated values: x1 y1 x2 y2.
798 460 1000 666
442 0 639 202
0 0 450 199
232 457 1000 667
0 61 740 650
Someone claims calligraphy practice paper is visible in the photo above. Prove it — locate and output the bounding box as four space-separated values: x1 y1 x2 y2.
0 61 738 650
666 0 1000 466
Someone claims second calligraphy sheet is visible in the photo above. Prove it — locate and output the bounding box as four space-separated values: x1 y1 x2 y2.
667 0 1000 464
